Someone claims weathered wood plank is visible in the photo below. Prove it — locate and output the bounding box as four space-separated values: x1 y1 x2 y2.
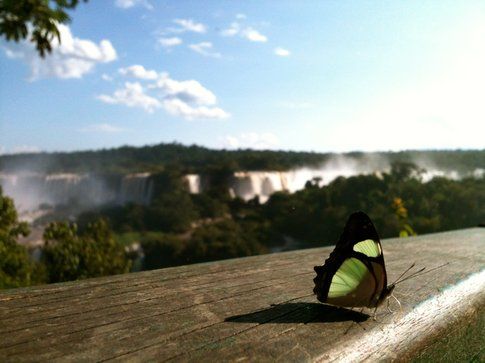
0 228 483 362
0 258 308 330
0 250 308 310
0 270 313 348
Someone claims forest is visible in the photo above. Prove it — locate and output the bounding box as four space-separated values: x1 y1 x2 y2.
1 142 484 174
1 158 484 289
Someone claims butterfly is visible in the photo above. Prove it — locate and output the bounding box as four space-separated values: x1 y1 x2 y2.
313 211 409 312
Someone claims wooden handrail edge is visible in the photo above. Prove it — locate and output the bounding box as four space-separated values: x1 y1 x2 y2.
318 269 485 362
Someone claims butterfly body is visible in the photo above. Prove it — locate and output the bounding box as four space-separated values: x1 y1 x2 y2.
313 211 394 308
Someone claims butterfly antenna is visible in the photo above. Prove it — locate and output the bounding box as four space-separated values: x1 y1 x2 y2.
394 262 450 285
391 262 416 285
394 267 426 284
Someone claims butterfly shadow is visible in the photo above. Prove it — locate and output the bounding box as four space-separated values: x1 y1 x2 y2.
225 302 369 324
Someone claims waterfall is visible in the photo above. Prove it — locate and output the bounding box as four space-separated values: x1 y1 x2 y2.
228 170 333 202
118 173 154 205
44 173 88 204
183 170 325 202
184 168 381 203
472 168 484 178
41 173 118 208
1 165 474 217
0 172 154 213
185 174 201 194
230 172 288 202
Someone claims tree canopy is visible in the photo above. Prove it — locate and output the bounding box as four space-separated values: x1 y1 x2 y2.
42 219 131 282
0 186 40 288
0 0 87 57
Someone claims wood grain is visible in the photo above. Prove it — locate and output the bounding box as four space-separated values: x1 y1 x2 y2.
0 228 483 362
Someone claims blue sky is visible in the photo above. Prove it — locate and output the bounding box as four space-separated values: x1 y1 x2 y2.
1 0 484 154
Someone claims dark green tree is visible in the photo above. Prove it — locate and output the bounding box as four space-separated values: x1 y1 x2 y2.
0 187 41 288
191 194 228 219
0 0 88 57
141 234 187 270
141 219 268 270
146 170 199 232
183 219 267 264
42 219 131 283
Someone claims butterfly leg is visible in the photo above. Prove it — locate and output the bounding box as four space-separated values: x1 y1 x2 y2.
386 297 393 314
383 294 402 320
372 306 378 321
391 293 402 311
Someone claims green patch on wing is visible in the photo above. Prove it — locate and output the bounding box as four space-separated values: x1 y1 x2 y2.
328 258 369 298
353 239 381 257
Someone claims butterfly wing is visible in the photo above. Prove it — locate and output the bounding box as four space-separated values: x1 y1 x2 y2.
326 257 377 307
313 211 388 308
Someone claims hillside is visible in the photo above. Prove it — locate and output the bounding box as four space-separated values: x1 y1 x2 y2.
0 143 484 174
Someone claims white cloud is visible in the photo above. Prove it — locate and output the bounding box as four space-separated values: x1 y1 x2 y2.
115 0 152 10
172 19 206 33
101 73 113 81
221 132 279 149
14 145 42 154
221 22 267 42
119 65 158 80
1 145 42 155
163 99 229 120
100 67 230 119
4 48 23 59
221 22 240 37
158 37 182 48
97 82 161 113
274 47 290 57
151 73 217 105
78 123 127 133
4 24 117 80
243 28 268 42
152 73 229 119
189 42 221 58
236 13 246 20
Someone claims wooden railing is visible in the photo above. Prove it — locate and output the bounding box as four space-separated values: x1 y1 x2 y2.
0 228 484 362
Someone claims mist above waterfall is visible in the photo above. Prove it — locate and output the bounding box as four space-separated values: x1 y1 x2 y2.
0 172 154 221
0 173 111 212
